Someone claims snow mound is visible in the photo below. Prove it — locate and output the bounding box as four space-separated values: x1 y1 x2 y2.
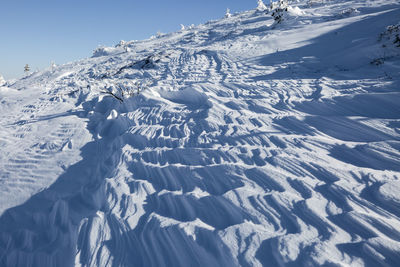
0 86 9 93
287 6 305 16
92 46 125 57
107 109 118 120
160 87 211 109
376 181 400 212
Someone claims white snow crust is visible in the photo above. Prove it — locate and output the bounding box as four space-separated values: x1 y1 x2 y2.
1 0 400 266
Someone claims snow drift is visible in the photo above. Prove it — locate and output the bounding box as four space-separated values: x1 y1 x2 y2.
1 0 400 266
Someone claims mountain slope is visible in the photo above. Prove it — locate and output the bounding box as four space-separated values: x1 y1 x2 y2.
1 0 400 266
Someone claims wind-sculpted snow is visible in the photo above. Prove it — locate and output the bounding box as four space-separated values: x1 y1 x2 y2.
1 0 400 266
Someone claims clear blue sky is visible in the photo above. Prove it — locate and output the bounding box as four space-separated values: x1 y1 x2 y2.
0 0 264 79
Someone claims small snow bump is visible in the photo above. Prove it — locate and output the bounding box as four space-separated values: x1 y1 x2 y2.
107 109 118 120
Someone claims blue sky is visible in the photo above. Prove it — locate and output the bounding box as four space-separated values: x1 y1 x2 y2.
0 0 263 79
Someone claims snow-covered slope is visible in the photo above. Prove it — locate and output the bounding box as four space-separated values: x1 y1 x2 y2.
1 0 400 266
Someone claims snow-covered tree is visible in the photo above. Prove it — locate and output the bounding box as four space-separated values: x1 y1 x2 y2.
271 0 290 24
225 8 232 18
257 0 268 11
270 1 278 10
24 64 30 73
156 31 163 38
0 74 5 86
118 40 126 47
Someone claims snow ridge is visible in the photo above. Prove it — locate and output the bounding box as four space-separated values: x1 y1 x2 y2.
1 0 400 266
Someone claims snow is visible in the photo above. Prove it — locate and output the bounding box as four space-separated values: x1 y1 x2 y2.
1 0 400 266
287 6 305 16
225 8 232 18
0 86 10 93
106 109 118 120
376 181 400 213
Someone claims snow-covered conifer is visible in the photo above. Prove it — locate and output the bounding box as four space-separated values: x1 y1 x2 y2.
257 0 267 11
24 64 30 73
270 0 290 24
117 40 126 47
225 8 232 18
0 74 5 86
279 0 289 8
270 1 278 10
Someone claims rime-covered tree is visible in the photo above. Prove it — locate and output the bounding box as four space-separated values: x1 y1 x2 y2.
24 64 30 73
278 0 288 8
257 0 268 11
271 0 289 24
270 0 288 10
0 74 5 86
225 8 232 18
